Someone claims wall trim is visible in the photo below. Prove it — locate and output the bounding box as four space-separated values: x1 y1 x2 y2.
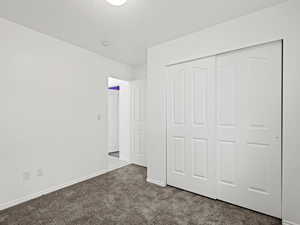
0 169 108 211
147 177 167 187
131 160 147 168
283 220 300 225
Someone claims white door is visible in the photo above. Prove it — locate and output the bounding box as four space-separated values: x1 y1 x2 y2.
107 89 119 153
216 41 282 218
166 41 282 218
118 82 131 162
167 56 216 199
131 80 146 166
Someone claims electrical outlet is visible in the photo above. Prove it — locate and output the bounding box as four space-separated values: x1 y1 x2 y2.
22 172 30 181
37 169 43 177
97 114 101 121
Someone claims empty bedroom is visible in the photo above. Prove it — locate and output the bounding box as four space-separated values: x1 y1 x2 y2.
0 0 300 225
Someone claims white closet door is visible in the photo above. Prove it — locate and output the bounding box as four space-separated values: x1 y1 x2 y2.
108 89 119 153
131 80 146 166
167 56 216 199
216 41 282 218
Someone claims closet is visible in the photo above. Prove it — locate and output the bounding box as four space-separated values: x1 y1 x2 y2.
166 41 282 218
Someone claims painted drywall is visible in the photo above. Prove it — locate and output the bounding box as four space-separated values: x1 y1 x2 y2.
132 64 147 80
0 18 132 209
108 77 131 162
147 0 300 224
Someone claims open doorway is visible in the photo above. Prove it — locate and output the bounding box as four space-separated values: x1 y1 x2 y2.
107 77 130 171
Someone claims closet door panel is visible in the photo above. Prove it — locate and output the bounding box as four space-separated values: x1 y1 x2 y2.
240 41 282 218
216 51 242 205
167 64 188 188
216 41 282 218
166 41 281 218
167 57 216 199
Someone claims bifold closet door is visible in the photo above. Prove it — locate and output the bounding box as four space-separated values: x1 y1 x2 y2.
216 41 282 218
166 56 216 199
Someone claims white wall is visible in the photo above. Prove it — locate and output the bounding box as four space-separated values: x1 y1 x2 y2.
108 77 131 162
147 1 300 224
132 64 147 80
0 18 132 209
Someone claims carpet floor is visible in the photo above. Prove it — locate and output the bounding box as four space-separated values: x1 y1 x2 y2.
0 164 281 225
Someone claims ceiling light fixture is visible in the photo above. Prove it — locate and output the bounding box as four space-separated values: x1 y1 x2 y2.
105 0 127 6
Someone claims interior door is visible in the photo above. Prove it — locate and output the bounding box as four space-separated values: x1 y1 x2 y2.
131 80 146 166
166 56 216 199
216 41 282 218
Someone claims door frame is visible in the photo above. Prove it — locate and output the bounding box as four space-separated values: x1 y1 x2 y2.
106 76 131 163
164 39 284 215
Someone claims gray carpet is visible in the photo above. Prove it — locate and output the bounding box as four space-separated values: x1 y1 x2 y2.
0 165 281 225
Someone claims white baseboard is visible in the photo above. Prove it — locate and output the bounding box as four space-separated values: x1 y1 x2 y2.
283 220 300 225
132 161 146 167
130 159 147 167
0 169 108 211
146 177 167 187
